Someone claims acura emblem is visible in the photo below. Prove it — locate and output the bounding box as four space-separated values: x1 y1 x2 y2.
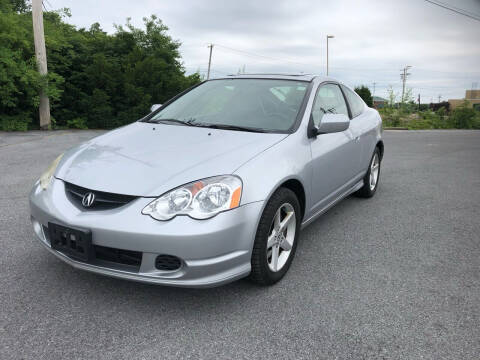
82 192 95 207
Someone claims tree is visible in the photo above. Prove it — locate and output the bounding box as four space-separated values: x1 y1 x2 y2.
354 85 373 107
387 86 398 108
402 87 413 104
50 15 201 129
6 0 30 13
0 0 62 130
0 3 201 130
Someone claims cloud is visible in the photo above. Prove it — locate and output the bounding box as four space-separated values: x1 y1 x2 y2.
48 0 480 100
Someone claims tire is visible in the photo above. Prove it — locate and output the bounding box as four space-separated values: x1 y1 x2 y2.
355 147 381 198
249 187 301 285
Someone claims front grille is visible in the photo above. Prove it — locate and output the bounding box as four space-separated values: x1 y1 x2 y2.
42 225 50 242
155 255 182 271
64 181 138 210
94 245 142 268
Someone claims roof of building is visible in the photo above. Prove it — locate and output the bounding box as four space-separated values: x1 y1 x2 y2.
373 96 387 102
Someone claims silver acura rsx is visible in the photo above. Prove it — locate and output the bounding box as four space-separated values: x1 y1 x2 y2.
29 74 383 287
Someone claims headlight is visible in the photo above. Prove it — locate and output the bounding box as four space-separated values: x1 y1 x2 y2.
142 175 242 220
39 154 63 190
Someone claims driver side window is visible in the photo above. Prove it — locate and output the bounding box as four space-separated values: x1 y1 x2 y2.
311 84 349 127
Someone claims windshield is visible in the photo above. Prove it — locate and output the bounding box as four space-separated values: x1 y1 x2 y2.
148 79 309 132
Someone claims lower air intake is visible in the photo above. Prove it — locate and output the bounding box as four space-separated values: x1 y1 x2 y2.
155 254 182 271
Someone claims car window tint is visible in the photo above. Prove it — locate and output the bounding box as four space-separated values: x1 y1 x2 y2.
151 79 308 132
270 86 289 101
311 84 349 127
194 85 236 117
342 85 365 118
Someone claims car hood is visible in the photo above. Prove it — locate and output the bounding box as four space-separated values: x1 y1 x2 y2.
56 122 287 196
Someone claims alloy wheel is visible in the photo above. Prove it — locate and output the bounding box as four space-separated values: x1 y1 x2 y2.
369 152 380 191
266 203 296 272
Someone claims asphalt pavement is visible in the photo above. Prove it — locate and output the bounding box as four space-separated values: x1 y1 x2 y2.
0 129 479 359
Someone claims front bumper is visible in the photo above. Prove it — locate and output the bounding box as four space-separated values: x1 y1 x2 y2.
29 179 264 288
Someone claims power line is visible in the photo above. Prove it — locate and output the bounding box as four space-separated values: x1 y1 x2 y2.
185 41 476 98
438 0 480 17
214 44 313 68
427 0 480 18
183 43 480 76
424 0 480 21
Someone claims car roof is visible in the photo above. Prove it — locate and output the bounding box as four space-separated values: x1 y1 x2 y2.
214 73 332 82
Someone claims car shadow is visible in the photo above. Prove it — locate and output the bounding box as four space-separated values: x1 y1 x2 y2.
36 188 384 317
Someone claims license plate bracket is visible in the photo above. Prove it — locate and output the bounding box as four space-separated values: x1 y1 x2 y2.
48 222 92 262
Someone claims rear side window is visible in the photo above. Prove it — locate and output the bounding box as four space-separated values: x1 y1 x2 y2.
342 85 365 118
311 84 349 127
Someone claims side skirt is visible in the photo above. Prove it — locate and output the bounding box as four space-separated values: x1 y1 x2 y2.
300 180 364 230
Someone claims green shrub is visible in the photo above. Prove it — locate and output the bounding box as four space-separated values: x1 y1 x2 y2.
0 113 31 131
451 101 478 129
66 117 87 129
0 3 201 130
472 112 480 129
379 103 480 130
379 108 409 128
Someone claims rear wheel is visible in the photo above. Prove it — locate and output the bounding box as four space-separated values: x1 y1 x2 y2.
249 188 301 285
355 147 381 198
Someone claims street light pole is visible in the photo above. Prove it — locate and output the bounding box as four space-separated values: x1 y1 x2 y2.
326 35 334 76
207 44 214 80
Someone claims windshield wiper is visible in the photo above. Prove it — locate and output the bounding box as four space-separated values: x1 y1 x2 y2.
148 118 198 126
148 118 267 133
201 124 268 133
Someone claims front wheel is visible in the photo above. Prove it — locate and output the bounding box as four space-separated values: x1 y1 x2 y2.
355 147 381 198
249 188 301 285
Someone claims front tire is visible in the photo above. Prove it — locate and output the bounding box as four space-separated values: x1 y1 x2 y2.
355 147 381 198
249 188 301 285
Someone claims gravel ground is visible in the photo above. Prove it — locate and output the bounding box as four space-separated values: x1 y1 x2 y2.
0 129 479 359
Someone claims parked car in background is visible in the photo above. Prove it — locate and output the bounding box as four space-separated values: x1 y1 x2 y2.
29 74 383 287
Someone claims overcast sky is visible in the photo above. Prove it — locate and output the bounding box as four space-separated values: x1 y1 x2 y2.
47 0 480 102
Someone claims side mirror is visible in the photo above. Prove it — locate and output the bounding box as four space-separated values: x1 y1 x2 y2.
309 113 350 137
150 104 162 112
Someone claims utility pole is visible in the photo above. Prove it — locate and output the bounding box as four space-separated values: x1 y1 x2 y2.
326 35 334 76
400 65 412 103
438 94 442 103
32 0 50 129
418 93 421 110
372 82 377 97
207 44 214 80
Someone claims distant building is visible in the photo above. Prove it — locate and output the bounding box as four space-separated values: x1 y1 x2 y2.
448 90 480 111
429 101 450 112
373 96 387 109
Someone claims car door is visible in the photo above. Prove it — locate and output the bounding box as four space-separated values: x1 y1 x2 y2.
341 84 372 173
308 83 361 213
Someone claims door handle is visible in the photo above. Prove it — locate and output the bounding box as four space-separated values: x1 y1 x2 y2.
354 136 360 142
